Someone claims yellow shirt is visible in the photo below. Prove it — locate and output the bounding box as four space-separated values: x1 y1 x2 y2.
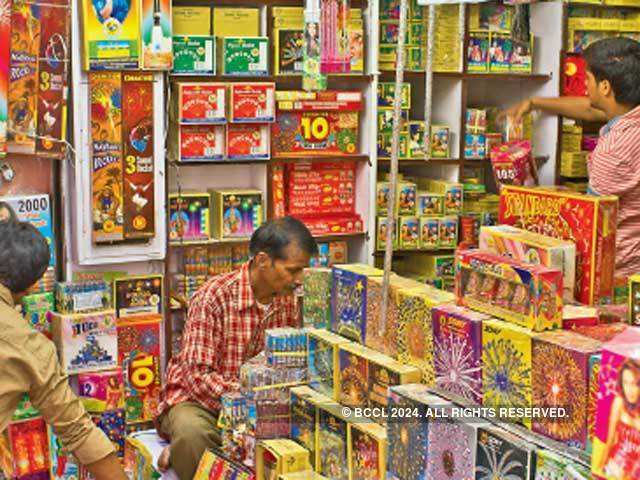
0 284 114 465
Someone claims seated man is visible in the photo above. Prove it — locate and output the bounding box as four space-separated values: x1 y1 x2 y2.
156 217 317 479
0 220 127 479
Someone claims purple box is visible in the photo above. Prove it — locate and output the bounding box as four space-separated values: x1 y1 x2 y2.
432 304 489 405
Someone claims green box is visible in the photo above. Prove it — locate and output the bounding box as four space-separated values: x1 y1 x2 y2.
172 36 216 74
222 37 270 76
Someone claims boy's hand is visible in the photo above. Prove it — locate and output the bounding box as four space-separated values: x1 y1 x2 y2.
500 98 534 124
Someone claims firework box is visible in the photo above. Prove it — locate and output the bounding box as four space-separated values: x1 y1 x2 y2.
272 7 304 76
455 249 564 332
499 186 618 305
172 36 215 74
426 417 481 480
432 304 489 404
12 394 39 422
122 72 155 240
308 328 352 400
210 189 264 239
482 319 532 428
376 217 397 251
81 0 140 69
48 426 80 480
420 179 463 215
303 269 332 329
222 37 269 76
90 72 123 243
317 404 349 480
399 217 420 250
50 310 118 374
417 192 445 216
117 314 162 424
173 6 211 35
407 122 426 158
114 275 163 317
629 274 640 325
592 328 640 479
411 254 456 279
174 124 225 161
573 323 630 343
273 91 361 157
377 132 409 159
77 368 125 413
21 292 55 337
212 7 260 37
587 352 601 455
348 422 386 480
377 110 408 133
229 83 276 123
475 427 536 480
255 439 310 479
397 181 417 216
338 343 370 409
438 216 458 249
396 285 455 386
226 123 270 160
55 281 111 315
140 0 172 70
0 417 50 478
297 215 363 236
168 192 211 241
532 330 601 449
376 82 410 109
535 449 573 479
331 264 384 344
92 409 125 457
479 225 577 301
279 472 328 479
289 386 331 469
176 83 226 124
562 304 599 330
2 194 56 267
467 30 490 72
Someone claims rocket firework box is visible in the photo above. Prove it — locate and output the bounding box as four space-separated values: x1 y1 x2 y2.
140 0 172 70
272 90 361 157
8 0 70 157
499 186 618 305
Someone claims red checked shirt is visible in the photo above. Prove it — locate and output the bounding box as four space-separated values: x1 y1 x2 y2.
157 262 299 417
588 104 640 278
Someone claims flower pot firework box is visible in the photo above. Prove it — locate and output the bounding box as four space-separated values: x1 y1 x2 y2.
209 189 264 239
475 426 536 480
499 185 618 305
455 249 564 332
168 192 210 241
272 91 361 157
331 264 384 343
307 327 352 400
479 224 577 301
348 421 387 480
175 83 226 124
532 330 601 450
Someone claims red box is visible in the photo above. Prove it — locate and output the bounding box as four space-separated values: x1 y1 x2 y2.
177 83 226 124
499 186 618 305
272 91 361 157
179 124 225 161
562 304 599 331
299 215 363 236
226 124 270 160
0 417 49 478
229 83 275 123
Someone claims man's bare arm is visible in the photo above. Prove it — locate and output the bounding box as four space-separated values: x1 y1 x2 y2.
502 96 608 123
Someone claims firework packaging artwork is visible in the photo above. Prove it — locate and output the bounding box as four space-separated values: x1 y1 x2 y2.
140 0 172 69
222 37 269 77
348 422 386 480
226 123 270 160
479 225 577 301
78 368 125 413
172 36 215 74
475 427 535 480
399 217 420 250
168 192 210 241
338 343 369 409
289 386 328 469
255 439 309 479
210 189 264 239
587 353 600 455
273 7 304 75
81 0 140 69
468 30 489 72
535 449 573 479
592 328 640 479
21 292 55 337
499 186 618 306
229 83 276 123
397 181 417 216
532 330 601 449
307 328 351 400
176 82 226 124
331 264 383 344
396 285 455 386
117 314 162 424
0 0 8 156
628 274 640 326
432 304 489 404
377 217 397 251
8 0 70 156
482 319 532 428
0 417 50 478
438 215 458 249
272 90 361 157
562 304 598 330
122 73 155 240
50 310 118 374
408 122 426 158
92 409 125 457
175 124 225 162
455 249 564 332
302 268 332 329
48 426 80 480
114 275 163 318
426 418 479 480
317 406 348 480
377 82 410 110
377 109 408 133
55 281 111 314
417 192 445 216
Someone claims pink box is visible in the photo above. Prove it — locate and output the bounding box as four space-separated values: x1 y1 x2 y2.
77 368 125 413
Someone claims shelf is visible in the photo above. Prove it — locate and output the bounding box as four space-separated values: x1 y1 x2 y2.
313 232 366 242
273 155 370 164
378 158 461 166
566 1 640 8
169 238 250 248
373 248 456 256
169 74 373 83
379 71 552 82
173 0 365 6
170 160 270 166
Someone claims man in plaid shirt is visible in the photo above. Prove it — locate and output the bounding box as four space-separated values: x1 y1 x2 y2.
156 217 317 479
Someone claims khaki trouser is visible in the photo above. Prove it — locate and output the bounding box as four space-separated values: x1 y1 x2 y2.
159 402 222 480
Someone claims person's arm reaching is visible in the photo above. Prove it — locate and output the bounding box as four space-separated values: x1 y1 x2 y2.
83 453 128 480
502 96 608 123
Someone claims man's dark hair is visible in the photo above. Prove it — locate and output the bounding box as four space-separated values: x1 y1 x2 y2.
0 221 50 293
250 216 318 260
584 37 640 106
0 201 17 222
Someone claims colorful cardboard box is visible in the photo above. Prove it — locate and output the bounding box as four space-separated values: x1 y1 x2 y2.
176 83 226 124
338 343 370 409
226 123 270 160
377 82 411 110
399 216 420 250
532 330 601 449
307 328 351 400
420 217 440 250
172 36 215 74
290 386 334 470
212 7 260 38
455 249 564 331
587 352 601 455
629 274 640 326
168 192 210 241
229 83 276 123
0 417 50 479
172 7 211 36
438 216 458 249
78 368 125 413
209 189 264 239
479 225 577 301
48 426 80 480
140 0 172 70
114 275 163 317
255 440 310 479
302 268 332 330
432 304 489 404
50 310 118 374
475 427 536 479
331 264 384 343
317 405 349 480
175 124 225 161
21 292 55 337
426 418 480 480
348 422 386 480
417 192 444 216
376 217 397 251
499 186 618 305
92 409 126 457
222 37 269 76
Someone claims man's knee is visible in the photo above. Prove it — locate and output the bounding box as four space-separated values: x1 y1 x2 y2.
172 423 214 450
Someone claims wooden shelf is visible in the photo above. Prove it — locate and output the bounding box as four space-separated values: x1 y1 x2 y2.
170 160 270 166
169 74 373 83
373 248 455 256
173 0 365 6
566 1 640 8
313 232 367 242
273 155 370 164
379 71 552 82
378 158 461 166
169 238 250 248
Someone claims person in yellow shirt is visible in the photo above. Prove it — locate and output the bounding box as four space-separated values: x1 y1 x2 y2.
0 220 127 480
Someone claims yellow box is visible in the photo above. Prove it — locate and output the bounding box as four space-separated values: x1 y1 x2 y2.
213 7 260 37
256 439 310 480
307 328 353 401
279 472 330 480
173 7 211 36
209 189 264 240
348 422 387 480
